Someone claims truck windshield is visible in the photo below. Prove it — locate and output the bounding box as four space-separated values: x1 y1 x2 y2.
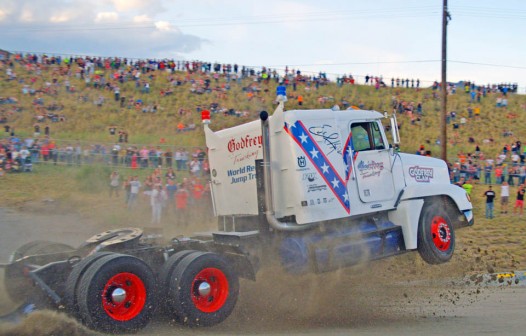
351 122 385 151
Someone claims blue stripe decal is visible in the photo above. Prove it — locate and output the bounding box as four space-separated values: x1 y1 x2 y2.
285 120 350 213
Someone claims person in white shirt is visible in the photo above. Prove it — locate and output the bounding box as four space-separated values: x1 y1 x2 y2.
127 176 141 209
501 181 510 214
19 146 30 160
512 153 520 164
150 184 167 225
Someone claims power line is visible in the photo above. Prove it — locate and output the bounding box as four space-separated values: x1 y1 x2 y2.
263 60 441 67
449 60 526 70
0 7 440 33
0 4 524 34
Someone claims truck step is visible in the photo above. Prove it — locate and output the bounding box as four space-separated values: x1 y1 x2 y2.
212 230 260 245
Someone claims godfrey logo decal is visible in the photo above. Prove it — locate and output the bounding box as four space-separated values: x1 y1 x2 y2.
227 135 262 153
408 166 434 182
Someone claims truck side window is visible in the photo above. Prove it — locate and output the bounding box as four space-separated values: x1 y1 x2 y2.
351 124 371 151
351 122 385 151
371 122 386 150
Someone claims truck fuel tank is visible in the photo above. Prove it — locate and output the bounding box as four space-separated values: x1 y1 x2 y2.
279 220 404 274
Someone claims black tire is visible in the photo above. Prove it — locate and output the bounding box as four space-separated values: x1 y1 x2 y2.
159 250 199 290
417 203 456 264
76 254 156 333
9 240 74 262
63 252 114 318
166 252 239 327
8 241 45 262
4 241 74 303
158 250 199 319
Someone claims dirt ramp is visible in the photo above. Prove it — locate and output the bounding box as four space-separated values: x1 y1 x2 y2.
0 310 99 336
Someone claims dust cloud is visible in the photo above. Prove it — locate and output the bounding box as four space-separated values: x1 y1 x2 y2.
0 310 99 336
0 205 504 336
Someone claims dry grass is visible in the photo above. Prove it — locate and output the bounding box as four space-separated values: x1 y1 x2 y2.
2 59 526 274
4 59 525 158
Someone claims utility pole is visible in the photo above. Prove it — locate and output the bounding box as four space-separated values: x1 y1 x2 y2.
440 0 449 161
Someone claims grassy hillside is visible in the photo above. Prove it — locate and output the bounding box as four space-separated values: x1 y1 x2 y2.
2 57 524 157
1 55 525 273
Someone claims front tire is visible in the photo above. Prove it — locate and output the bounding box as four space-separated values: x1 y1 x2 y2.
76 254 156 333
417 203 456 264
166 252 239 327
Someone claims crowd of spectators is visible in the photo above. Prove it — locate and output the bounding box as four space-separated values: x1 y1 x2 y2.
118 168 211 227
451 140 526 186
0 128 209 178
2 51 526 224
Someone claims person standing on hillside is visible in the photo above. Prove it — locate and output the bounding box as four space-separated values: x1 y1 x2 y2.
181 149 189 171
127 176 141 209
165 179 178 213
483 186 496 219
500 181 510 214
123 176 132 206
513 184 525 217
139 146 149 168
150 183 167 226
494 165 503 184
109 171 120 197
175 183 190 225
174 149 182 171
484 162 493 184
462 178 473 196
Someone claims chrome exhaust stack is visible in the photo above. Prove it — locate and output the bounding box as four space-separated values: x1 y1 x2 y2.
260 109 313 232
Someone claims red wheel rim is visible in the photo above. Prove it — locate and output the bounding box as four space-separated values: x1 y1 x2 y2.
191 267 229 313
430 216 451 251
102 272 146 321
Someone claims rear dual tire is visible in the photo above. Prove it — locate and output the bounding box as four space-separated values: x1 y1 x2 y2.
164 251 239 327
75 254 156 333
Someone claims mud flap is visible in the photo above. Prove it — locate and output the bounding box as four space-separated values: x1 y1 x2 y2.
0 263 44 325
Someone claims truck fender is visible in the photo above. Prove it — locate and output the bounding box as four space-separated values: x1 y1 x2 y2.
399 184 472 211
388 199 424 250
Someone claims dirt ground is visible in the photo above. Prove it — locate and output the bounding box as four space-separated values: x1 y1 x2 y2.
0 206 525 336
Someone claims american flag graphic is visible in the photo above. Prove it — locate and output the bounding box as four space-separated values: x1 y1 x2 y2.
284 120 350 214
342 132 358 183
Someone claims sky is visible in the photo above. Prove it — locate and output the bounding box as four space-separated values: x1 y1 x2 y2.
1 0 526 91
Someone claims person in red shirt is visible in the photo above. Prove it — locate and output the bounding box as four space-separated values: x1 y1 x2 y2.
40 143 49 161
175 183 190 227
192 178 204 200
494 166 503 184
175 184 189 210
513 184 525 216
297 95 303 106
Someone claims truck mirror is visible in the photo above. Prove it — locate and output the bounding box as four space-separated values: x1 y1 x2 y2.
390 117 400 144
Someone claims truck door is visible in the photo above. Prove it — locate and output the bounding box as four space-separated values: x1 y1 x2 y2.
349 121 395 203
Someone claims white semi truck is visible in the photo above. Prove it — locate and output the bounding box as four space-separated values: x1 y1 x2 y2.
205 101 473 272
1 102 473 333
